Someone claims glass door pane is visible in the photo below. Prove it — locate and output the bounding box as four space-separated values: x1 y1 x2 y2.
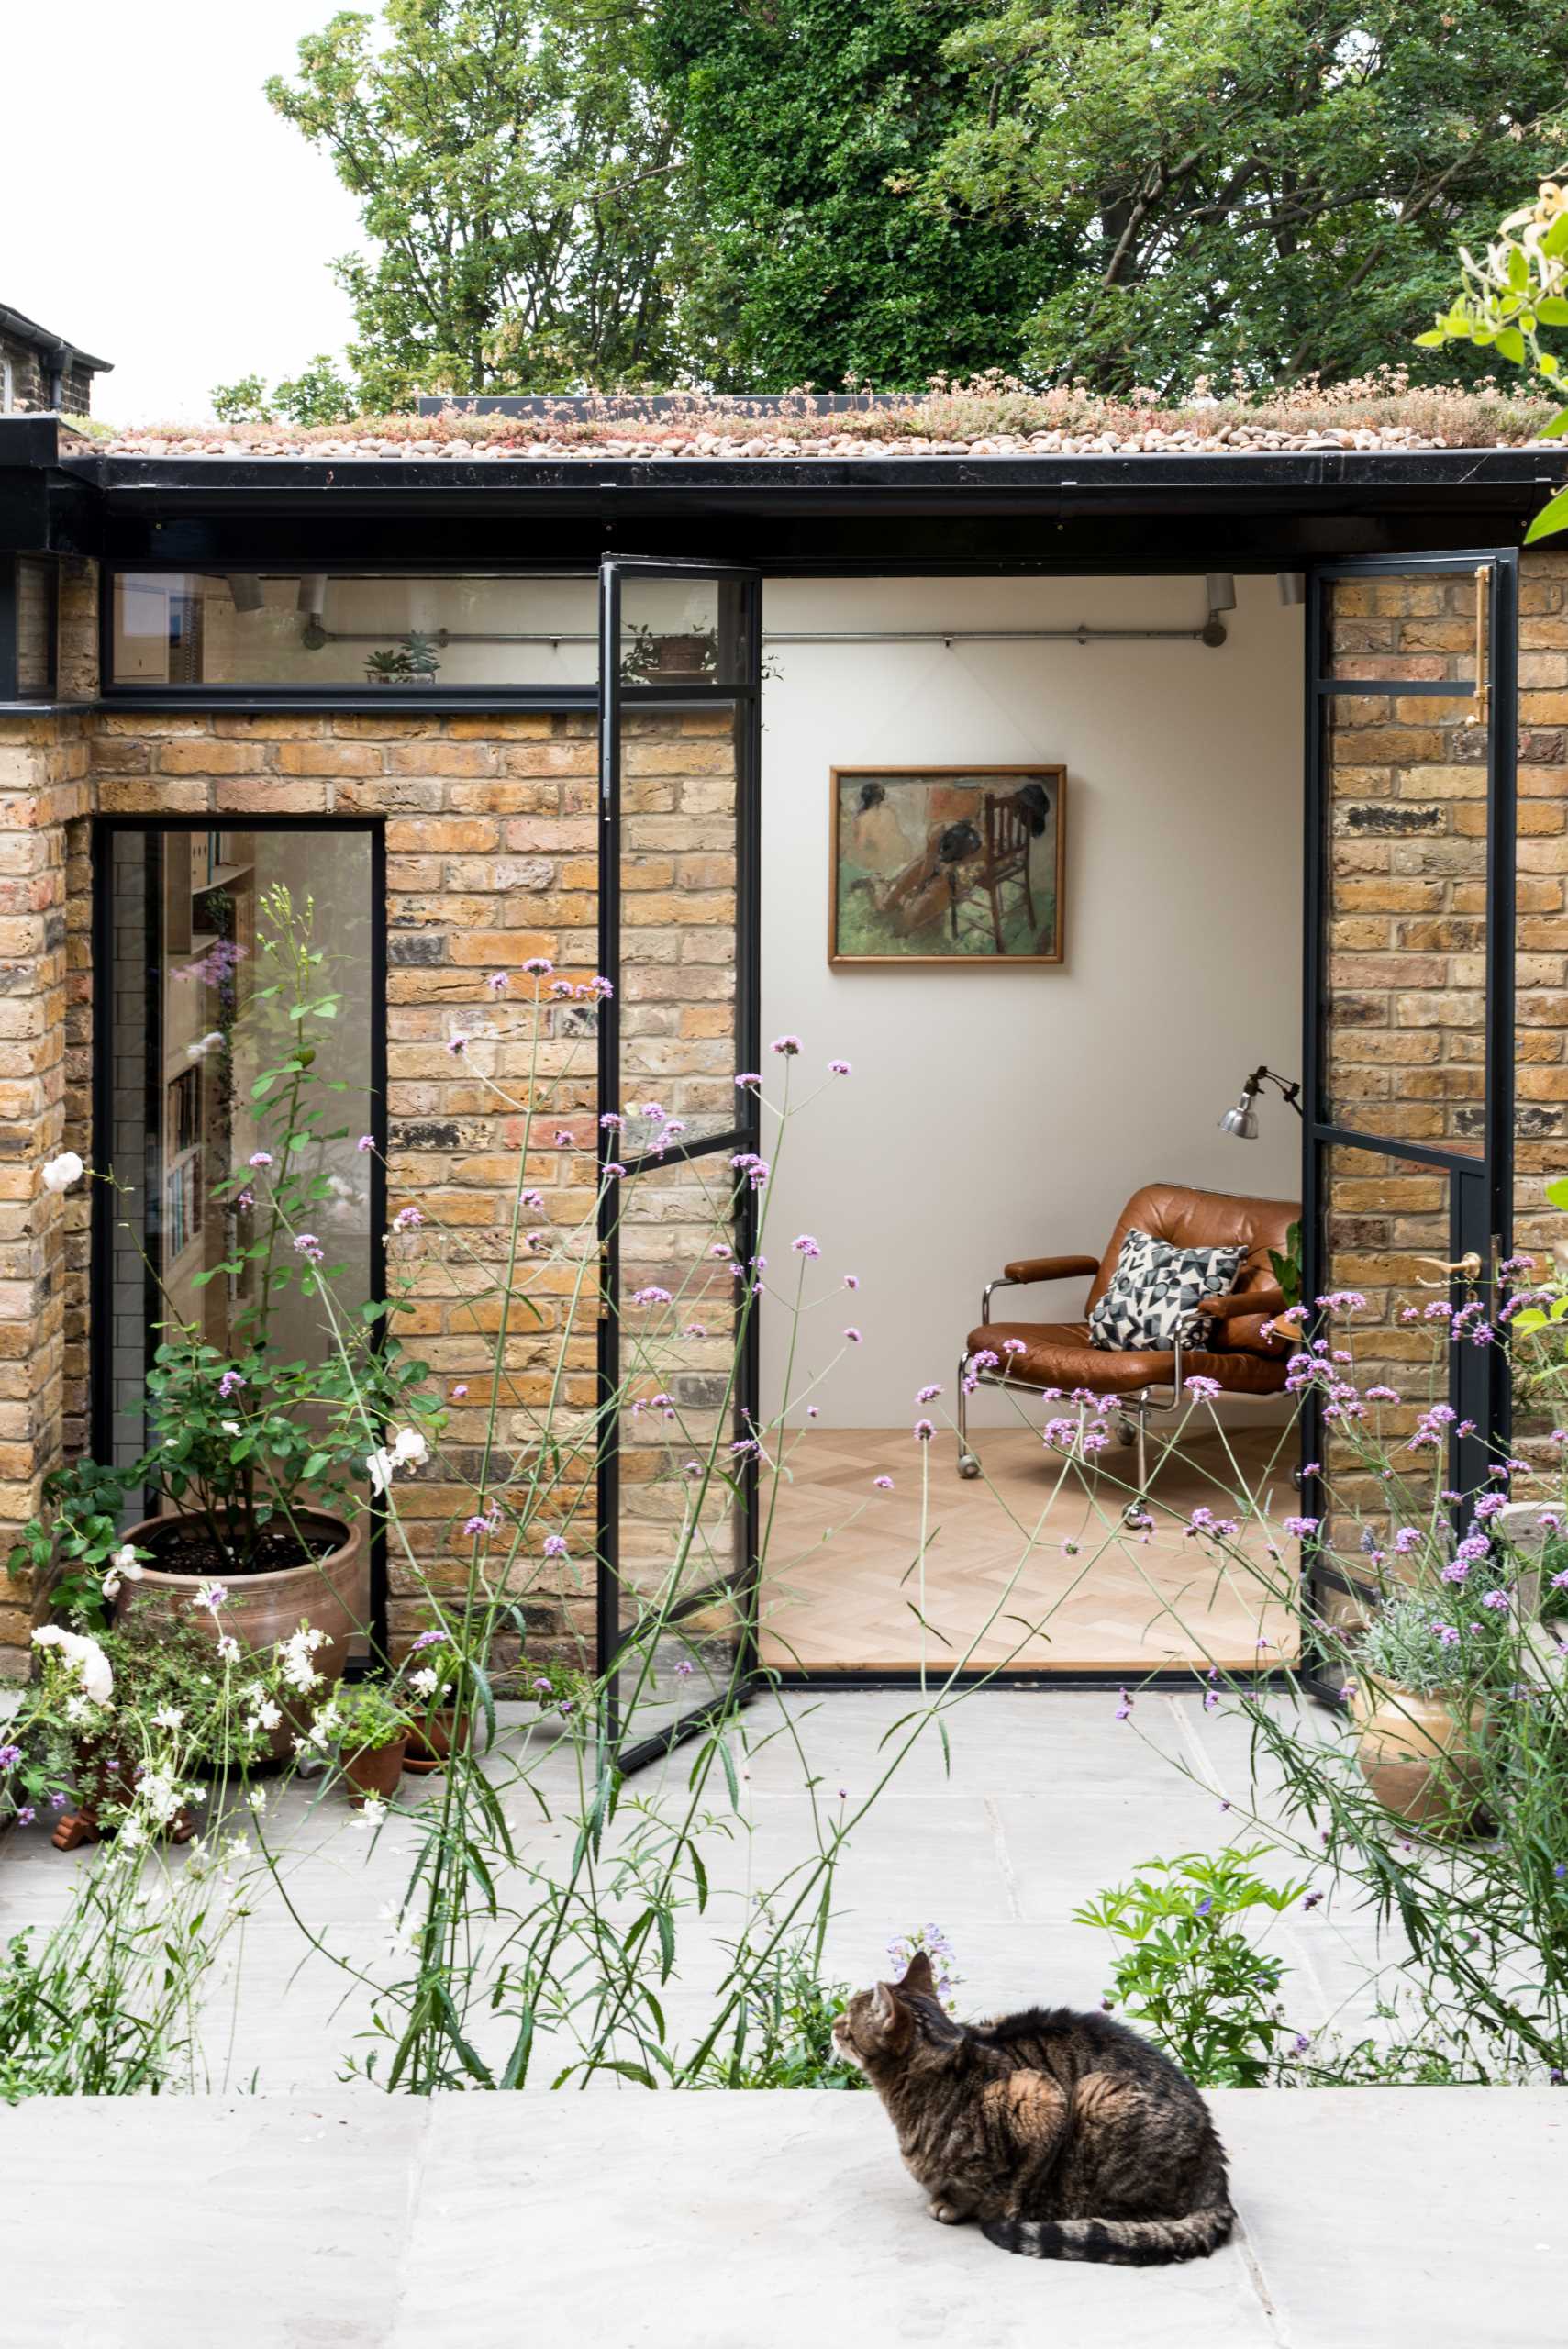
100 824 380 1647
1305 554 1517 1668
597 562 762 1765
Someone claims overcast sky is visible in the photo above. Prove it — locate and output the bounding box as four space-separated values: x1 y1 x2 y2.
4 2 367 421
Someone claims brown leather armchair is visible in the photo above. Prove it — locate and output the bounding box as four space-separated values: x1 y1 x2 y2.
957 1183 1300 1502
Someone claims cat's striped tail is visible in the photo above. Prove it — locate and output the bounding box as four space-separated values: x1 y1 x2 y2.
982 2204 1234 2266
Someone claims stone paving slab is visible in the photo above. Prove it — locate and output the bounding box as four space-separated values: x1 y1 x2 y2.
5 2089 1563 2349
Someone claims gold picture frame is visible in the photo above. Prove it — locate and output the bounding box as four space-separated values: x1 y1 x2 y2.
828 764 1067 966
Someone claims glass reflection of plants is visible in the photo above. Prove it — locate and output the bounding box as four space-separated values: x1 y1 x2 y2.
9 885 430 1591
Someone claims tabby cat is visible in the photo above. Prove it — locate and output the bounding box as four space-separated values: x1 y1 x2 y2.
833 1951 1234 2266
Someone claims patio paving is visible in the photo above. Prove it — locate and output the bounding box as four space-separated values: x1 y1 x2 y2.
5 2086 1563 2347
9 1687 1558 2343
1 1687 1395 2089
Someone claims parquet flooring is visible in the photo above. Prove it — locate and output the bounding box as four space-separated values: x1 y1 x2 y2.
757 1425 1299 1673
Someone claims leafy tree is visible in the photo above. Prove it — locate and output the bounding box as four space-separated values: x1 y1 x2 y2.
210 374 273 424
1417 179 1568 541
272 355 363 425
209 358 361 428
267 0 684 406
651 0 1070 390
923 0 1568 393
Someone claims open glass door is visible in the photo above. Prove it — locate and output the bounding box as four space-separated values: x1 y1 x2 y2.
595 558 762 1767
1302 551 1518 1678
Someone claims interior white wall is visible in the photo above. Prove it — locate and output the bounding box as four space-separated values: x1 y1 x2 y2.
758 573 1304 1428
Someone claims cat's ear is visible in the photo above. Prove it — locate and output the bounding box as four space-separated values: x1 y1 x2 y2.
866 1979 908 2044
896 1950 936 1999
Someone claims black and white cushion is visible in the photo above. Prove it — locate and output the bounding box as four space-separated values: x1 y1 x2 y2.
1087 1229 1247 1353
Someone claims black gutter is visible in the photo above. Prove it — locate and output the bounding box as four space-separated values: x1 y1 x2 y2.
52 446 1568 505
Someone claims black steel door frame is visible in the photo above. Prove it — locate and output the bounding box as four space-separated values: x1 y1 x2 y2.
595 556 763 1768
1299 549 1518 1669
88 813 391 1662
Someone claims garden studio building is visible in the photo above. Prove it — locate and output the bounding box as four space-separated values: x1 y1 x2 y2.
1 399 1563 1765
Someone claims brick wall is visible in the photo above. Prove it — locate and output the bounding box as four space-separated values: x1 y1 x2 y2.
4 549 1562 1673
0 328 95 417
79 705 607 1659
0 708 89 1674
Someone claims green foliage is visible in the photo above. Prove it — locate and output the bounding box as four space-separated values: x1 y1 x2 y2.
211 373 273 423
1416 181 1568 540
0 1928 174 2101
7 885 439 1588
922 0 1568 394
267 0 684 405
689 1932 867 2090
1076 1846 1307 2087
333 1677 412 1754
651 0 1067 389
1268 1219 1303 1310
1355 1585 1500 1698
272 354 362 426
212 357 362 428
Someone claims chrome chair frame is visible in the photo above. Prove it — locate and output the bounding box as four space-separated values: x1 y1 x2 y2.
956 1271 1187 1509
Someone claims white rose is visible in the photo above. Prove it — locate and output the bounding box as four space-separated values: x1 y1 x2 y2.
186 1031 226 1063
32 1622 114 1705
391 1427 428 1469
367 1445 395 1497
41 1152 85 1194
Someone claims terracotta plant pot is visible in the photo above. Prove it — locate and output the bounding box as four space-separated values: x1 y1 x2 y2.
403 1708 473 1776
342 1735 406 1808
1350 1681 1487 1835
116 1508 364 1758
51 1741 195 1851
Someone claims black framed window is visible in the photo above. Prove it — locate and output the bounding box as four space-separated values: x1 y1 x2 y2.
93 822 386 1529
106 570 601 692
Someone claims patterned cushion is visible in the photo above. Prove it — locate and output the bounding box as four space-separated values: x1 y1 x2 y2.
1087 1229 1247 1353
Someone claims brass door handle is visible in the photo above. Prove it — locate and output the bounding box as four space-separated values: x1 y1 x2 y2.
1415 1252 1483 1286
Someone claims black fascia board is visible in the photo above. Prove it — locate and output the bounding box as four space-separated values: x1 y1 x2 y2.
57 442 1568 507
6 438 1568 572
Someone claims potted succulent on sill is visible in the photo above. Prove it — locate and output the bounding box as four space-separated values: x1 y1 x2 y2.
332 1679 411 1808
1348 1588 1496 1835
7 886 442 1732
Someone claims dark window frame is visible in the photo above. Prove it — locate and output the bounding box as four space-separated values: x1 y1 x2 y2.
101 562 606 709
89 813 390 1662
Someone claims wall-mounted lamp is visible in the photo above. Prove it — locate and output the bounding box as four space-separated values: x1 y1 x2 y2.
1219 1064 1304 1138
1202 573 1236 647
226 573 265 614
1277 573 1307 607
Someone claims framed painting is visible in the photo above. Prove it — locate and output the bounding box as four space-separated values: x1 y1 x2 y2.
828 765 1067 966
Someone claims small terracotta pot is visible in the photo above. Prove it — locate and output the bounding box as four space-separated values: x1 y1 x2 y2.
51 1742 196 1850
116 1508 364 1757
1350 1681 1486 1835
403 1709 473 1776
342 1735 406 1808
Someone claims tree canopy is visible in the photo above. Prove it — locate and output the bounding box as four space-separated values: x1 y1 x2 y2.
255 0 1568 401
923 0 1568 393
650 0 1070 391
265 0 683 406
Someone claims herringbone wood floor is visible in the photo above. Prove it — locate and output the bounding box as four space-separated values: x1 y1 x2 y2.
757 1425 1298 1673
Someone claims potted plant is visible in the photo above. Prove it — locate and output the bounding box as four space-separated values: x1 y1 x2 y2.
6 886 442 1724
332 1679 411 1807
398 1626 474 1775
1348 1588 1495 1834
27 1599 288 1849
